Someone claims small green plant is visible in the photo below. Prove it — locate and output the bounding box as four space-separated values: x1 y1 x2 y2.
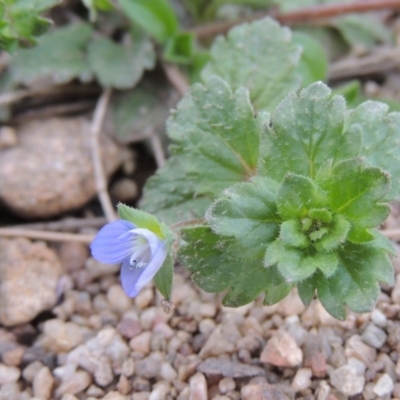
90 18 400 320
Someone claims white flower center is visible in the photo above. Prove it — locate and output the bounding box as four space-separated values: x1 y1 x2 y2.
129 233 151 270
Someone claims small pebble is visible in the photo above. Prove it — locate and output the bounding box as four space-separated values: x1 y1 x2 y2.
373 373 394 397
159 362 178 381
330 365 365 396
189 372 208 400
130 331 152 354
362 323 387 349
219 377 235 394
33 366 54 399
0 363 20 385
291 368 312 392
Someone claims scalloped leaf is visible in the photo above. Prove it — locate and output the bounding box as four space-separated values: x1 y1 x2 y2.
201 17 301 111
345 101 400 200
327 158 390 228
206 176 280 259
258 82 362 182
179 226 292 306
139 158 211 225
168 75 267 195
88 32 155 89
11 23 93 84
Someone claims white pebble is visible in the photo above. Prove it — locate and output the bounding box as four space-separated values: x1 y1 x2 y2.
189 372 207 400
370 309 387 328
373 373 394 397
347 357 366 376
159 362 177 381
0 363 20 385
291 368 312 392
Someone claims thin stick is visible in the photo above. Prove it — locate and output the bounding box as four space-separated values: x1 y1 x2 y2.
12 217 107 232
149 134 166 168
90 89 117 222
0 228 94 244
192 0 400 39
329 46 400 80
162 62 189 96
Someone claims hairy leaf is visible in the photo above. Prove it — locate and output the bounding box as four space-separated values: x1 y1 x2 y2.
201 18 301 111
154 253 174 300
168 76 266 195
345 101 400 200
327 158 390 228
258 82 361 181
180 226 291 306
206 176 280 259
140 158 211 225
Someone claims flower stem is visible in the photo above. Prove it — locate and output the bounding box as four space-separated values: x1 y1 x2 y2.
169 218 207 231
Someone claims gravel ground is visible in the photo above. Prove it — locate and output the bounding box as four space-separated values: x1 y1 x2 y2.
0 234 400 400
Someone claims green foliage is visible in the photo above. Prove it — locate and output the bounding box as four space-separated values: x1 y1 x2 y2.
154 253 174 300
141 75 267 223
11 23 93 84
201 18 302 111
88 32 155 89
292 31 327 86
82 0 113 21
0 0 60 51
9 22 155 89
117 0 178 44
172 81 399 319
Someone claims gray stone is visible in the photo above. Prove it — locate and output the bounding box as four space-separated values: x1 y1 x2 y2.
373 373 394 397
362 323 387 349
0 116 121 217
197 358 266 378
0 238 62 326
330 365 365 396
241 381 290 400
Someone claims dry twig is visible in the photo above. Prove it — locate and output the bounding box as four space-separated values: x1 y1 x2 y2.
90 88 117 222
329 46 400 80
0 228 94 243
162 62 189 97
11 217 107 232
150 134 166 168
191 0 400 39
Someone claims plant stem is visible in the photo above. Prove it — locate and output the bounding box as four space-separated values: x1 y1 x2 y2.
170 218 207 231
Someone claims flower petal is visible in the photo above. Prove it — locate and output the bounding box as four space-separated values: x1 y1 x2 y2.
120 239 168 297
90 220 136 264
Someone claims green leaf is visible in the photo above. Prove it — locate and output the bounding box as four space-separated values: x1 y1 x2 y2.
0 0 60 51
263 267 292 305
308 208 332 223
140 157 211 225
117 0 178 44
206 176 280 259
345 101 400 200
164 32 195 64
180 226 291 306
370 230 396 256
280 219 309 248
258 82 361 181
292 30 328 86
264 240 315 282
314 214 350 252
112 85 169 141
118 203 172 242
277 174 327 219
11 23 93 85
168 76 265 195
88 33 155 89
82 0 113 21
318 242 394 319
327 158 390 228
298 275 317 306
201 17 301 111
347 224 374 244
303 251 338 277
154 252 174 300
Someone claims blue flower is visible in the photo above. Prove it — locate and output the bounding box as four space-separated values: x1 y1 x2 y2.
90 220 167 297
